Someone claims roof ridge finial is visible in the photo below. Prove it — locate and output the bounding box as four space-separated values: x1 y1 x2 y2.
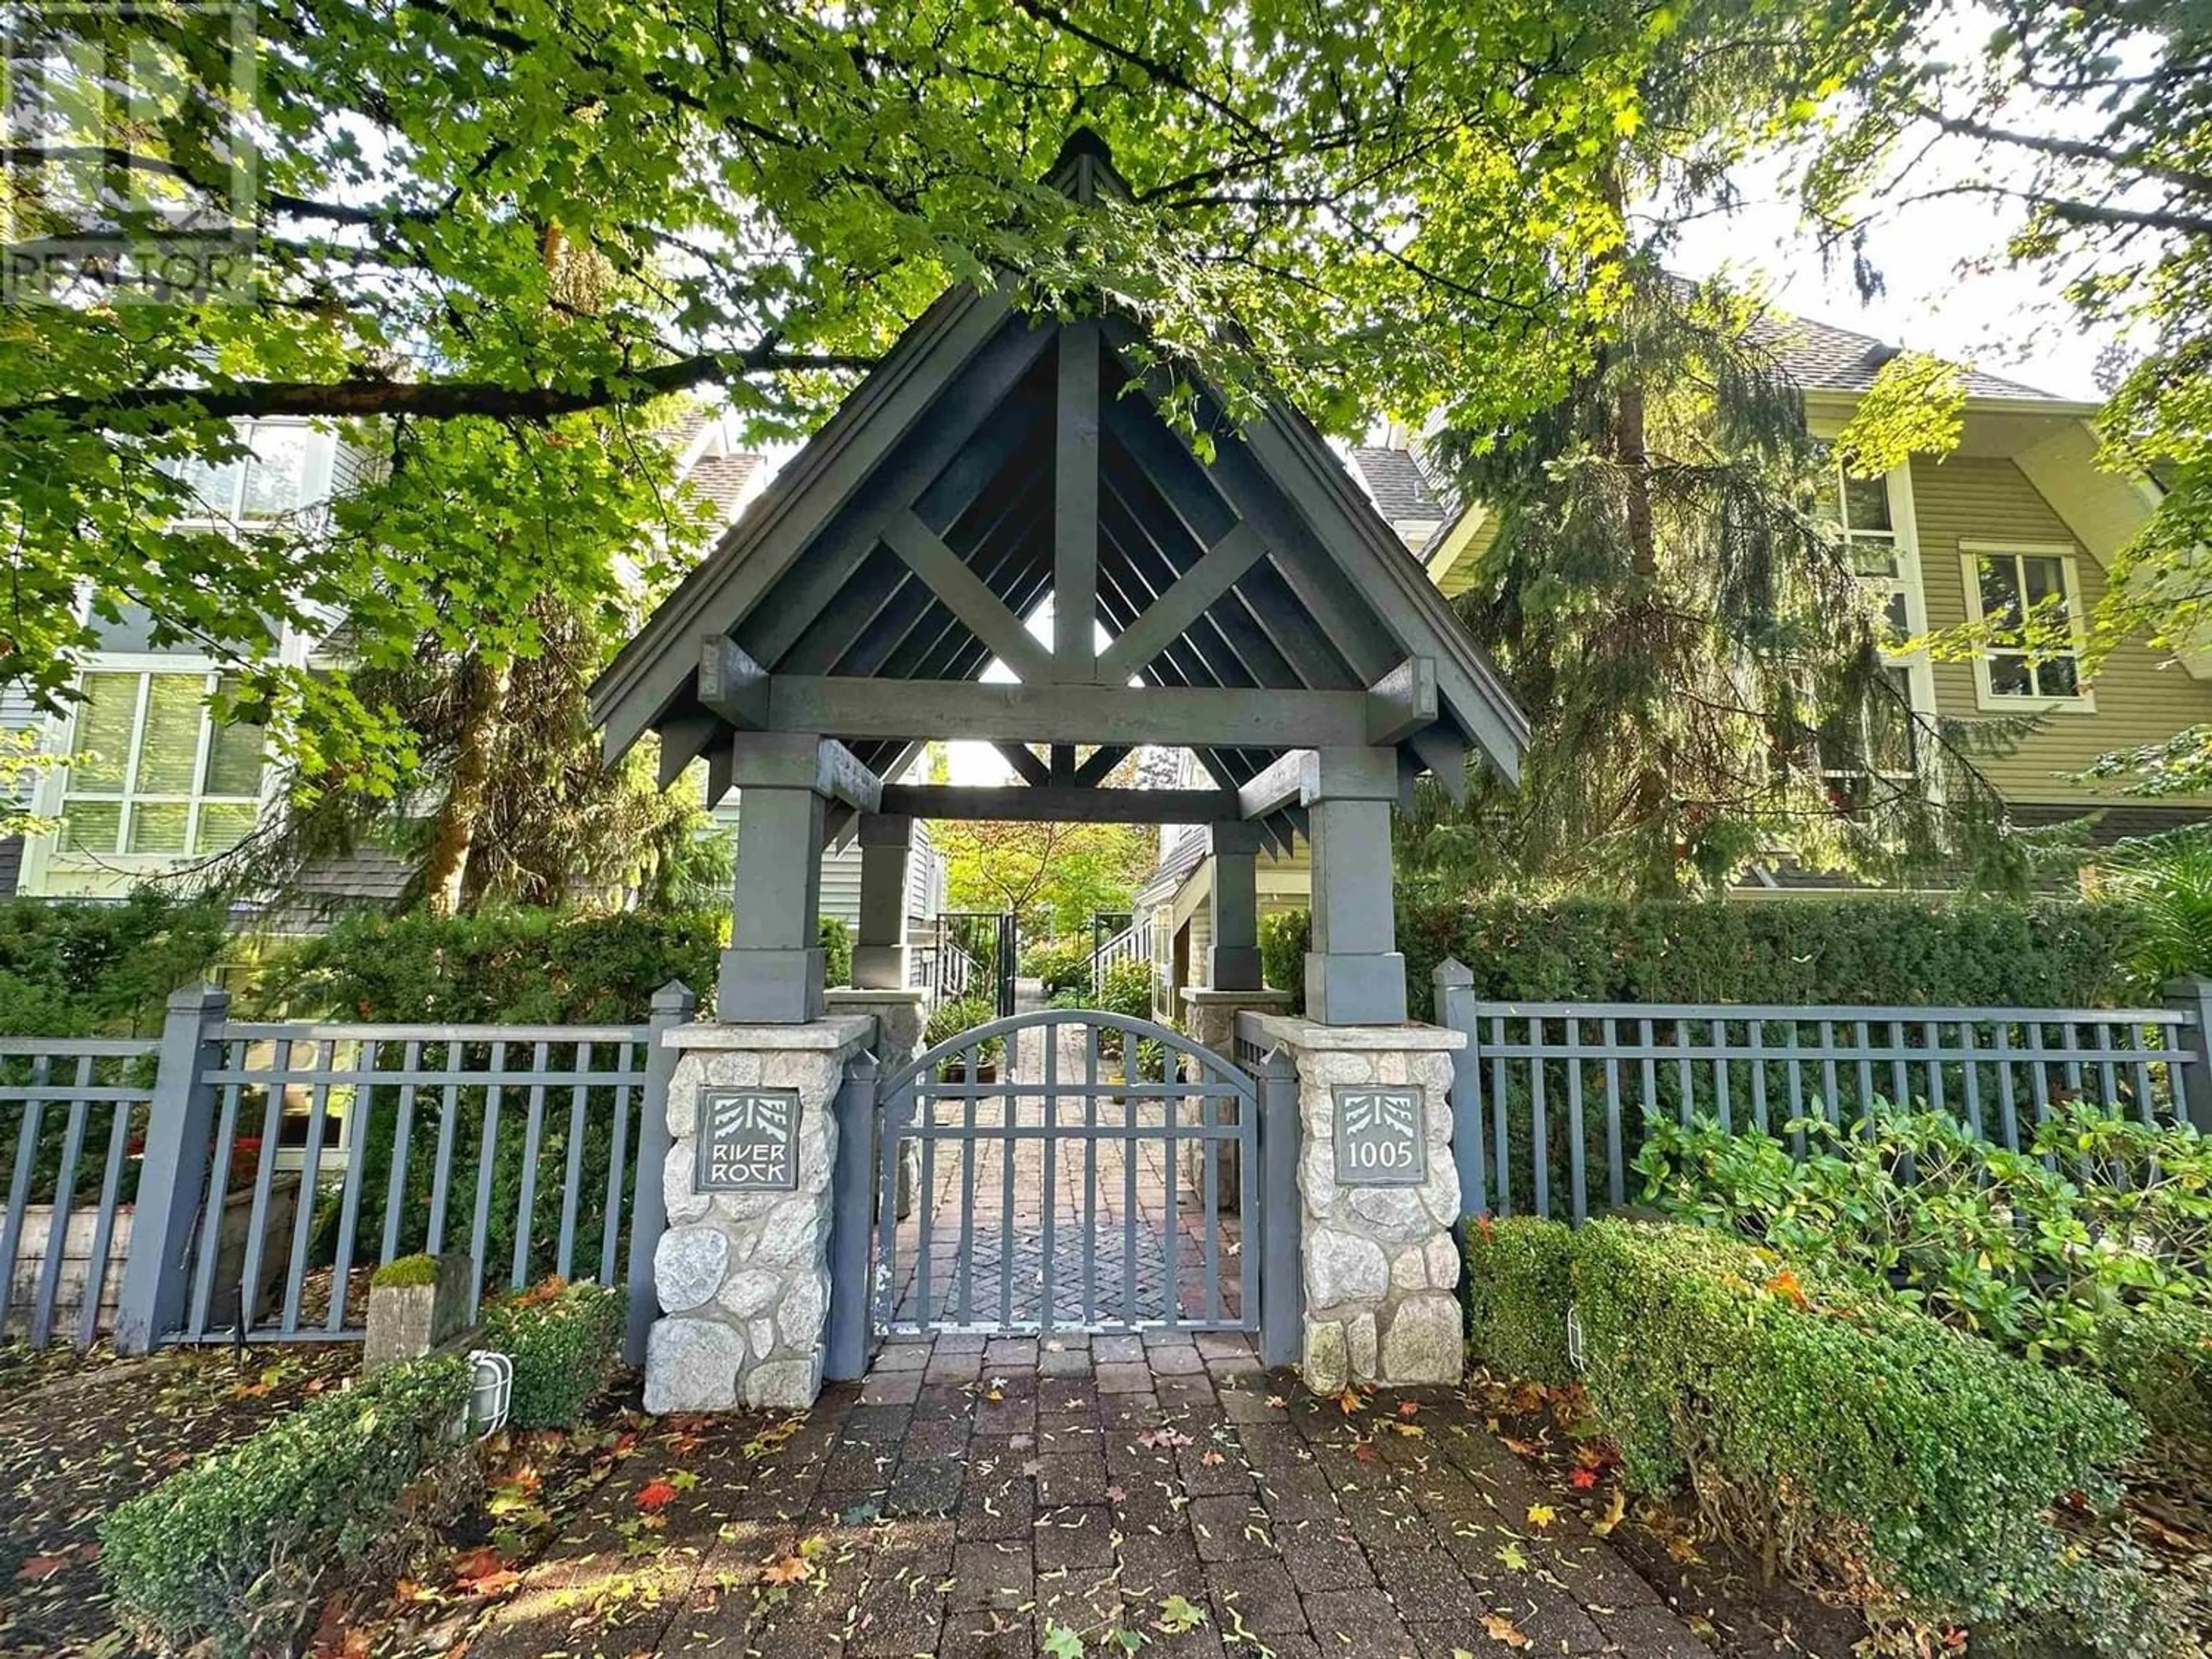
1047 126 1134 204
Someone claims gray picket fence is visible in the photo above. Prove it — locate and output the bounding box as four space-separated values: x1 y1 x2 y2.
0 982 696 1359
1433 963 2212 1224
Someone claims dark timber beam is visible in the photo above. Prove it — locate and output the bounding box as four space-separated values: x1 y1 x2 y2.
1237 750 1309 821
994 742 1051 787
1054 321 1101 681
698 635 770 728
728 732 885 815
879 785 1237 824
765 677 1372 747
1094 522 1266 683
1072 745 1129 787
656 706 727 789
881 509 1056 684
1365 658 1438 745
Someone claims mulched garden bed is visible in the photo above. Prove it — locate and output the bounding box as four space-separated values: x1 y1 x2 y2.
0 1341 360 1657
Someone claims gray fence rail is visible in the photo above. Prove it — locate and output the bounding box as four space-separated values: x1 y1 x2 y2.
0 1036 161 1349
1434 961 2211 1224
5 982 698 1358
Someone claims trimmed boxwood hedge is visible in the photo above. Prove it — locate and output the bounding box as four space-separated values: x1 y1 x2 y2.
1461 1215 1577 1385
101 1353 473 1656
476 1278 627 1430
1260 895 2149 1018
1566 1219 2141 1626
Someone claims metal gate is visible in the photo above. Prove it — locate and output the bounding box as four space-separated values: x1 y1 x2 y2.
922 911 1017 1017
871 1009 1256 1334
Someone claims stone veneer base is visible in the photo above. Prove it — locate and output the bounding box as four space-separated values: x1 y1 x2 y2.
645 1014 873 1412
1245 1015 1466 1393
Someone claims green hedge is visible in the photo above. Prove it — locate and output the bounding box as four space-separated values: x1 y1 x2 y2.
1461 1215 1577 1385
2099 1300 2212 1446
820 915 853 990
1570 1220 2141 1626
476 1279 626 1430
102 1353 473 1656
1261 896 2150 1018
255 906 726 1023
0 889 230 1036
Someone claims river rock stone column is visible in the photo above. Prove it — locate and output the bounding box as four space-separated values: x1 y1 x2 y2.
1247 1014 1465 1392
645 1014 875 1412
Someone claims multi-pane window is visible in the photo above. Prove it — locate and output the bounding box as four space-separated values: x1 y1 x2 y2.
1971 551 2085 700
1828 466 1911 643
1816 665 1919 810
173 421 319 523
61 672 265 858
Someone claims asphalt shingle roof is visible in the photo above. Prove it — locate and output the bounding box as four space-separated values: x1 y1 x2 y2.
1349 444 1447 522
684 451 764 523
1752 309 2069 403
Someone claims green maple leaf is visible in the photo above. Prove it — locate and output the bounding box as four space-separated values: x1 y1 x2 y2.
1041 1621 1086 1658
1154 1594 1208 1634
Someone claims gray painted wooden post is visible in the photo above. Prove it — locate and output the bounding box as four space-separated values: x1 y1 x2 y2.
1208 820 1264 991
1304 747 1407 1024
1256 1044 1302 1368
2165 976 2212 1132
825 1053 880 1380
853 815 913 990
624 980 696 1365
1433 958 1489 1217
112 984 229 1354
723 734 830 1022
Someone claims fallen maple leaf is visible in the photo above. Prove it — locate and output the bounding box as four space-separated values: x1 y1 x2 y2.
1480 1611 1532 1648
636 1479 679 1511
1105 1484 1128 1503
1568 1467 1600 1490
1199 1449 1226 1467
762 1552 812 1586
1397 1400 1421 1419
14 1554 72 1582
1763 1267 1810 1309
1525 1503 1556 1529
1265 1394 1286 1408
1589 1487 1627 1537
1336 1387 1366 1416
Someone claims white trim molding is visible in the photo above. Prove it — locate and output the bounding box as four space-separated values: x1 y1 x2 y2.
1957 539 2097 714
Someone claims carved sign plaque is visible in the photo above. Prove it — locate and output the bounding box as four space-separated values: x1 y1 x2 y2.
1331 1085 1426 1187
696 1087 801 1192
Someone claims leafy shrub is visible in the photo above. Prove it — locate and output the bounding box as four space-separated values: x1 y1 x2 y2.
102 1353 472 1656
0 888 230 1036
1022 938 1092 998
925 995 1003 1071
2097 1300 2212 1445
1262 897 2149 1016
2091 827 2212 984
820 914 852 990
1461 1215 1576 1384
257 906 725 1023
1096 956 1157 1022
1636 1101 2212 1438
476 1278 627 1430
1570 1219 2141 1626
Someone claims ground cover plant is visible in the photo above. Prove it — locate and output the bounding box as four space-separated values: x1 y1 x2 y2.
476 1278 627 1431
1635 1101 2212 1442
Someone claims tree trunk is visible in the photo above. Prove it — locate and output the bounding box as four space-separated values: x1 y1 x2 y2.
422 654 513 918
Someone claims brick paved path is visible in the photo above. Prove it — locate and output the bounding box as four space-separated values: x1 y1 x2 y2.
467 1330 1737 1659
881 1020 1248 1331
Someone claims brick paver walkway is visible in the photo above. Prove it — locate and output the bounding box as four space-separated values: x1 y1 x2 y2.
467 1331 1729 1658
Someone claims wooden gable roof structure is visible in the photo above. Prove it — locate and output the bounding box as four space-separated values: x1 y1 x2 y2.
592 133 1527 1024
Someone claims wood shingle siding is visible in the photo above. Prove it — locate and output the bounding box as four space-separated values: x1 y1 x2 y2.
1908 454 2212 807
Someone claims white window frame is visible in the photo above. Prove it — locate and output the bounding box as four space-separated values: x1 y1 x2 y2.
25 659 271 882
1819 463 1938 791
167 417 338 530
1957 540 2096 714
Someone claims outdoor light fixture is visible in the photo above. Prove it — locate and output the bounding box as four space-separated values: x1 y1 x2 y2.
468 1350 514 1438
1565 1303 1586 1374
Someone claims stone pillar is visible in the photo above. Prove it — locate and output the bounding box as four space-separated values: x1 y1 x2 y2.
1303 748 1406 1024
1247 1014 1465 1392
721 734 830 1024
644 1014 874 1411
826 985 927 1217
1207 820 1265 992
853 814 914 991
1179 986 1292 1209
